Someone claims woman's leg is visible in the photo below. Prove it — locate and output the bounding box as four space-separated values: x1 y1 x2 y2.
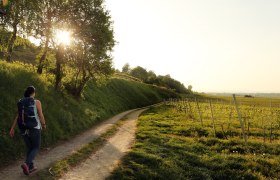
21 130 32 175
25 129 41 169
22 131 32 165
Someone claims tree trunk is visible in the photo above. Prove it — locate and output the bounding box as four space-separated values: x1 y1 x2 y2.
75 84 84 98
37 36 49 74
55 44 63 90
6 21 18 62
37 11 51 74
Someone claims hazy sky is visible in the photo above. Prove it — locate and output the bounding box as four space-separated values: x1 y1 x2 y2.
105 0 280 93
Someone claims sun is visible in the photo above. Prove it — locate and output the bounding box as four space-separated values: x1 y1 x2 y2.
55 30 71 46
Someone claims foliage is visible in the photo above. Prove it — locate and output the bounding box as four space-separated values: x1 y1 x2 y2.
1 0 116 98
1 0 39 61
62 0 115 97
130 66 148 82
30 0 59 74
156 74 189 94
46 0 115 96
0 28 39 63
113 72 142 82
122 64 191 94
146 70 157 84
122 63 131 74
0 28 10 53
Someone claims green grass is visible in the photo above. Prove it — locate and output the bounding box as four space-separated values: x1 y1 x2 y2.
109 104 280 180
0 61 179 167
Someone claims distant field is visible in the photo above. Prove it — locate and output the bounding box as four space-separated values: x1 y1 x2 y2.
110 97 280 179
204 94 280 108
208 93 280 98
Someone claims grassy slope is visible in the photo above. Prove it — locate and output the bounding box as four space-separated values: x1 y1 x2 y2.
110 104 280 180
0 61 179 166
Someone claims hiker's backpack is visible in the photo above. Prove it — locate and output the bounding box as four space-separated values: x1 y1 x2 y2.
17 97 38 130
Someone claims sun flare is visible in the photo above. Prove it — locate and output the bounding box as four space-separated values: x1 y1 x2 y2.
55 30 71 45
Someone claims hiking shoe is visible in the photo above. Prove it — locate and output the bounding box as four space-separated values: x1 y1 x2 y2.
29 166 37 173
21 163 30 176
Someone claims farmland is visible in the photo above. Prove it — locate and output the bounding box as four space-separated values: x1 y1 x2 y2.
109 96 280 179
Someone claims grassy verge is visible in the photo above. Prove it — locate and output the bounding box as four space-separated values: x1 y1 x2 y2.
31 111 136 180
0 61 179 166
109 105 280 180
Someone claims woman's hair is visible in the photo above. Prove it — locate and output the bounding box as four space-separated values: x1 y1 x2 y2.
24 86 36 97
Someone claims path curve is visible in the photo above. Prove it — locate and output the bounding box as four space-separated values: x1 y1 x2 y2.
60 108 147 180
0 109 140 180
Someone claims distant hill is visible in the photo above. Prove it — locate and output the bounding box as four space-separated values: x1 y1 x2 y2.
208 92 280 98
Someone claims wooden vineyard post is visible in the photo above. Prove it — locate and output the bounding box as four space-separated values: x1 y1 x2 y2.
270 122 273 143
184 102 188 114
248 106 256 139
221 124 228 140
247 117 250 138
195 98 203 126
187 99 194 121
227 107 233 137
209 99 216 136
165 99 168 105
187 99 192 112
269 100 273 143
176 99 180 112
175 99 179 112
233 94 247 145
262 117 266 143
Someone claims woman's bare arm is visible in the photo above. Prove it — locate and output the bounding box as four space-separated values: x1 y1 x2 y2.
10 114 18 137
36 100 46 129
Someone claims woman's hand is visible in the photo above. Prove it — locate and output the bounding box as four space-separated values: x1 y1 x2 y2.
10 114 18 138
9 128 15 138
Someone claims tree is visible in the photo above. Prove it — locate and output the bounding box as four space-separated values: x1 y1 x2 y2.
0 0 9 15
31 0 57 74
146 70 157 84
122 63 130 74
25 0 70 74
130 66 148 82
0 28 11 55
62 0 115 97
1 0 114 98
188 85 193 91
156 74 189 94
2 0 39 62
55 43 64 90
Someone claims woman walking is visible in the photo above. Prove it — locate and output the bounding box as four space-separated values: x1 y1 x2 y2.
9 86 46 176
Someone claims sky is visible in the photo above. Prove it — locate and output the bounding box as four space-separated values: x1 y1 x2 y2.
105 0 280 93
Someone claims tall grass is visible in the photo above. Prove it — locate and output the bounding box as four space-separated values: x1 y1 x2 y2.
0 61 178 166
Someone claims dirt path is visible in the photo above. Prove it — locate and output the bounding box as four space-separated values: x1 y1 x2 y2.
0 109 140 180
60 108 147 180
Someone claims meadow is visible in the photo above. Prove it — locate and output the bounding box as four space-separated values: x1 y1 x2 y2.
109 96 280 179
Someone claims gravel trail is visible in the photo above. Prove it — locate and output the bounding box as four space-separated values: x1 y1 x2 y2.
60 108 147 180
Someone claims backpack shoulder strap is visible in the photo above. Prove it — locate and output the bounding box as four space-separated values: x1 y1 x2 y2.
17 98 25 124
